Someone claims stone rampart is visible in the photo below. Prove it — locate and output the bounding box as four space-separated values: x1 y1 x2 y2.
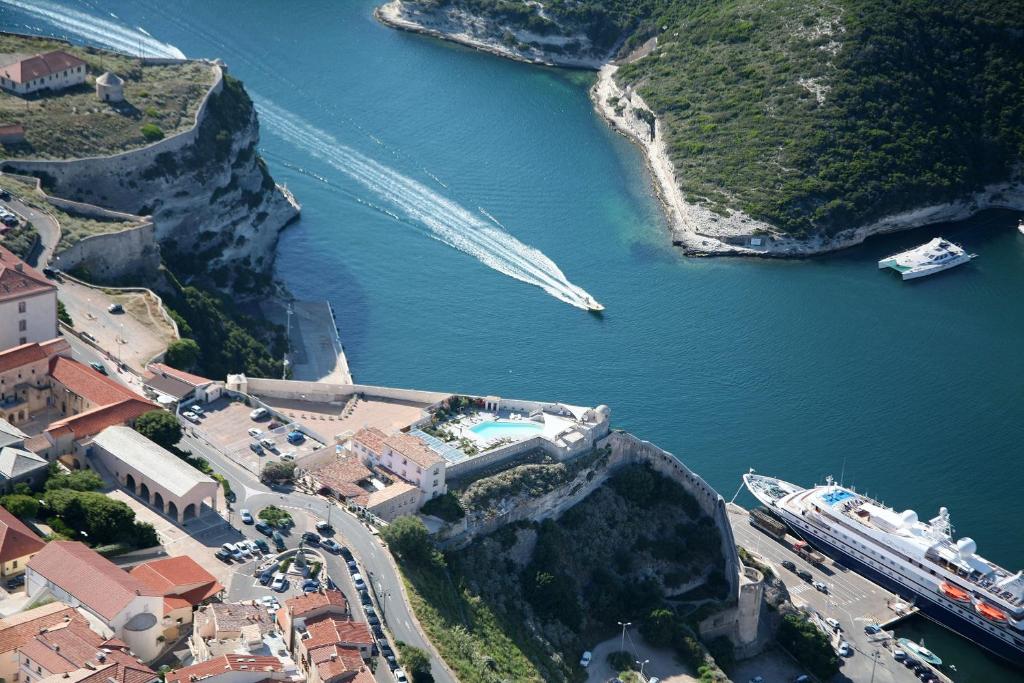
0 63 223 186
56 221 159 281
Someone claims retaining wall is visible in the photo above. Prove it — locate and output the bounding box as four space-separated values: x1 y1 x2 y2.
56 222 159 280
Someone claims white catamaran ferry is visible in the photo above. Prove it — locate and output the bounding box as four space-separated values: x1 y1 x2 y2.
744 473 1024 664
878 237 976 280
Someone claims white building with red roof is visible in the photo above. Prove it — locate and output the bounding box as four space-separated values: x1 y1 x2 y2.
17 617 156 683
164 654 289 683
25 541 164 661
0 603 83 683
129 556 224 637
0 504 45 579
0 50 87 96
0 246 57 350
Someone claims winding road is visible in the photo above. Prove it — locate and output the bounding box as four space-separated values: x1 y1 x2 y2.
180 431 455 683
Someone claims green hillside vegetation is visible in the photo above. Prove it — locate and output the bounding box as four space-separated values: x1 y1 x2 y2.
0 33 215 159
421 0 1024 236
389 463 731 683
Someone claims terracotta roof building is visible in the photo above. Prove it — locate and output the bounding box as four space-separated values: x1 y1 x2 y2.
165 654 285 683
130 555 223 635
49 355 138 412
0 50 87 96
276 590 349 650
0 603 83 683
0 504 44 577
141 363 220 406
17 618 156 683
0 338 69 429
190 603 275 662
306 454 372 501
0 245 58 374
292 615 373 683
25 542 164 662
374 431 446 502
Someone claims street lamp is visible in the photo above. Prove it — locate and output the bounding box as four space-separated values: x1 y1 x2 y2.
869 649 880 683
617 621 631 654
636 659 649 680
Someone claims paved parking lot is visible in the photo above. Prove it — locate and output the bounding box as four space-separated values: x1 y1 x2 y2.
185 399 325 475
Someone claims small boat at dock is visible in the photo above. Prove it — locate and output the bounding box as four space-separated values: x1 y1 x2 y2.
897 638 943 666
1018 219 1024 236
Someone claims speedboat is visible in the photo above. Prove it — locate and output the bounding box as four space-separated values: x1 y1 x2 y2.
897 638 943 666
1017 219 1024 236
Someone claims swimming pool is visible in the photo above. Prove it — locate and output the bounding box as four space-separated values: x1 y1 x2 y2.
469 420 544 441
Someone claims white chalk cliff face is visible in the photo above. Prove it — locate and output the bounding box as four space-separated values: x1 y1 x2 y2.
5 79 298 284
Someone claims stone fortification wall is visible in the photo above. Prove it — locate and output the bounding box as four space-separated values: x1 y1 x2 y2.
232 376 452 407
57 222 159 281
1 61 299 284
441 430 741 603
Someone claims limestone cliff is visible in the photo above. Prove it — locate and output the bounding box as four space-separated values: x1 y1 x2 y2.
2 69 299 287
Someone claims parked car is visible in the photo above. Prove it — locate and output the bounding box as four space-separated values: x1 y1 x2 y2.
286 430 305 444
268 420 282 430
864 623 881 635
1 215 17 227
254 538 270 553
781 560 796 571
837 641 852 657
301 532 321 546
215 548 233 562
256 521 273 535
249 443 264 455
372 624 384 639
797 569 813 582
107 303 124 314
281 451 296 461
315 521 333 533
259 438 276 451
320 538 342 553
250 407 269 420
0 189 11 200
248 427 262 438
271 574 287 592
259 571 273 585
339 546 352 560
181 411 200 423
240 509 254 524
246 540 261 554
302 579 319 592
813 581 829 593
579 651 592 668
347 559 358 573
89 361 107 375
394 670 407 683
352 573 365 590
272 531 286 551
359 590 371 606
893 649 907 661
225 490 236 503
825 617 841 631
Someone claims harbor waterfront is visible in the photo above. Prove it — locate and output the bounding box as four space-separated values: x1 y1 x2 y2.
3 0 1023 679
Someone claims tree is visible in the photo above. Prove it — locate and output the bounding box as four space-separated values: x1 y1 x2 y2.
164 338 200 370
640 607 678 648
419 492 465 522
57 299 73 327
42 489 139 545
1 494 39 520
44 469 104 492
135 410 182 451
260 461 295 486
381 516 434 565
257 505 292 528
397 643 432 683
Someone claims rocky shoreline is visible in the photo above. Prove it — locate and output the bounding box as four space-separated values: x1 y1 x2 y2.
375 0 1024 258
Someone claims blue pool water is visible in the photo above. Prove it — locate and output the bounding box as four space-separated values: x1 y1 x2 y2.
469 421 544 441
822 490 856 507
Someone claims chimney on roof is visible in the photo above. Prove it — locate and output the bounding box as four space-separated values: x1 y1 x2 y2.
15 263 23 272
97 652 107 663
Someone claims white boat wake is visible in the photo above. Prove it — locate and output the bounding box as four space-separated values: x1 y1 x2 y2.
0 0 185 58
255 98 601 311
2 0 601 311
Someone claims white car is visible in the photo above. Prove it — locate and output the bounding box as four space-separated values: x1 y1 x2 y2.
813 580 828 593
579 651 592 668
249 407 269 420
248 427 262 438
352 573 365 590
190 405 205 415
271 574 287 592
182 411 200 423
838 641 852 657
825 617 841 631
393 670 407 683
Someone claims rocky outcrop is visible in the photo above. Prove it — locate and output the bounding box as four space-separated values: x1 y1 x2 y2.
375 0 610 68
2 67 299 286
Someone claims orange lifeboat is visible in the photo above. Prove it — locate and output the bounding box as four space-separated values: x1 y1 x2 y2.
939 581 971 603
975 601 1007 623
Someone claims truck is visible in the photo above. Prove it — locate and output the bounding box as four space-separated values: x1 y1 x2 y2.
749 507 788 540
792 540 826 565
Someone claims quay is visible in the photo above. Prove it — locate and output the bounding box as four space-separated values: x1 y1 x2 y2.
262 299 352 383
727 503 954 683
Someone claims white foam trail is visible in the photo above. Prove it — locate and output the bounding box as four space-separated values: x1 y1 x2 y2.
255 98 598 310
427 171 449 189
0 0 185 58
137 26 151 36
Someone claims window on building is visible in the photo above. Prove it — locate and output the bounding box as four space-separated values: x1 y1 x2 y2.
18 302 25 313
18 320 27 331
18 338 25 345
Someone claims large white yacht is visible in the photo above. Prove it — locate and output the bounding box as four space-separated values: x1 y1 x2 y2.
878 237 976 280
744 473 1024 664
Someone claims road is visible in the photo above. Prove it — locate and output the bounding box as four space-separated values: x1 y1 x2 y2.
729 505 929 683
180 430 455 683
4 195 60 268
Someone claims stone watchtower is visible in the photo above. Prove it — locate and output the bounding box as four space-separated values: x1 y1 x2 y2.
95 71 124 102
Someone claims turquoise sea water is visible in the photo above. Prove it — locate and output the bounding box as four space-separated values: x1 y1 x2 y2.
3 1 1023 678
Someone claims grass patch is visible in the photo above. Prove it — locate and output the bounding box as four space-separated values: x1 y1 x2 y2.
0 220 39 259
0 34 215 160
